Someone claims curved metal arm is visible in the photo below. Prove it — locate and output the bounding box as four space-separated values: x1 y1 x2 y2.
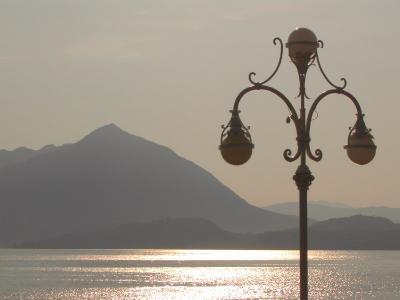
305 89 363 161
316 40 347 89
233 85 301 162
283 147 302 162
248 38 283 85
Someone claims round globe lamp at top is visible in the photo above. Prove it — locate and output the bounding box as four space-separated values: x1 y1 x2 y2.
286 27 319 65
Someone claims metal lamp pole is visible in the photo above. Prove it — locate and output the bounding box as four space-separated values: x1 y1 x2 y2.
219 28 376 300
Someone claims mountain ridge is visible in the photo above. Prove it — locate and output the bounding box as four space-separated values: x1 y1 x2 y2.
18 215 400 250
0 144 59 168
263 201 400 222
0 124 300 246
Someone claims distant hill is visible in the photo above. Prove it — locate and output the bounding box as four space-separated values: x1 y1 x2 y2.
257 215 400 250
263 201 400 223
0 144 59 168
0 124 299 247
18 215 400 250
18 218 246 249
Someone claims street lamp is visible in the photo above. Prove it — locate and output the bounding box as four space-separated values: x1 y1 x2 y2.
219 28 376 300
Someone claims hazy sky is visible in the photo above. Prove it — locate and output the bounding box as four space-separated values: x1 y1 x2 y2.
0 0 399 208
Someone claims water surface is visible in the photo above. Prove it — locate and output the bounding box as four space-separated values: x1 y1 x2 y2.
0 249 399 299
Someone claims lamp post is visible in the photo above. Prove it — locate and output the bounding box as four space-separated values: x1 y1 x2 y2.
219 28 376 300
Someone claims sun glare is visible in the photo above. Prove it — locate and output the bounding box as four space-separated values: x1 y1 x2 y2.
121 249 298 262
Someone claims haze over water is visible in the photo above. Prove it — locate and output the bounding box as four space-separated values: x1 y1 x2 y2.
1 249 399 299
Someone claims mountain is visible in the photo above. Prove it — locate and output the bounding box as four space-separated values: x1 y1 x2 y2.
0 124 299 246
256 215 400 250
0 144 58 168
18 215 400 250
263 201 400 223
18 218 246 249
309 215 400 249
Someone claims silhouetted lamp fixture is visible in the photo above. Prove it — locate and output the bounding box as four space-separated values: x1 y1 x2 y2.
345 114 376 165
287 28 318 66
219 27 376 300
220 110 254 165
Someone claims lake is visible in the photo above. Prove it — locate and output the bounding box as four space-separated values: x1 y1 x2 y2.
0 249 399 299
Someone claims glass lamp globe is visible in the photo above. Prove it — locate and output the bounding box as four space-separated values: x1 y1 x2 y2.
219 114 254 165
344 117 376 165
345 131 376 165
220 130 253 165
286 28 318 65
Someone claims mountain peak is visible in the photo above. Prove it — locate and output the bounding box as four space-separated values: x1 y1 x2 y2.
94 123 125 133
0 122 299 246
79 123 132 143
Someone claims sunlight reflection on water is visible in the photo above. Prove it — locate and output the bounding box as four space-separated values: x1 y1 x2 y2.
0 249 399 299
